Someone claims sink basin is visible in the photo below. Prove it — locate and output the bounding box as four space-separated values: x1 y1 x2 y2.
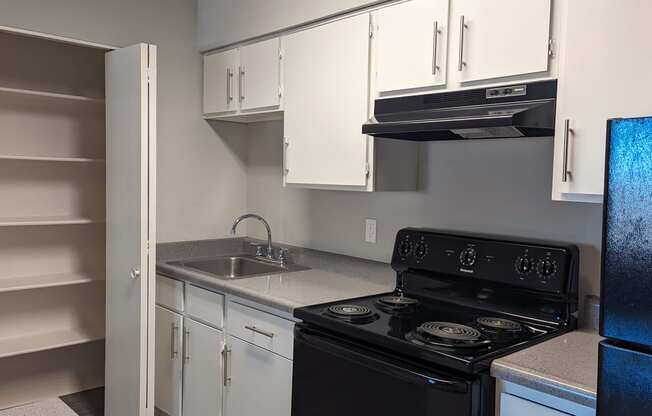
170 255 309 280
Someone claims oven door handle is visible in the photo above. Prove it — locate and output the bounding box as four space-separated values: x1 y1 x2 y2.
295 327 469 394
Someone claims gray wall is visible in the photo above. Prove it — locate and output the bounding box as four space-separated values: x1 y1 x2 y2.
246 121 604 307
0 0 249 242
198 0 384 50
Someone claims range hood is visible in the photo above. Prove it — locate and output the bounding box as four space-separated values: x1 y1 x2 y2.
362 80 557 141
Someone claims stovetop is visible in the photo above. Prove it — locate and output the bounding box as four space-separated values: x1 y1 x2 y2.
294 291 565 374
293 228 579 374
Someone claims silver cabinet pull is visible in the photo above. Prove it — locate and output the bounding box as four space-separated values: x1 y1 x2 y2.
283 139 289 175
226 68 231 104
432 21 441 74
245 325 275 338
458 15 467 71
239 66 245 102
171 323 179 359
129 267 140 280
184 328 190 362
222 346 232 386
562 119 573 183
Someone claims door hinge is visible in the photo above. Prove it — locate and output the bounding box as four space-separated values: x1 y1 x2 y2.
369 21 374 38
278 86 283 98
548 39 556 57
364 162 370 177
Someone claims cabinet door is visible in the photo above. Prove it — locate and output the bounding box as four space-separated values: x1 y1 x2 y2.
376 0 449 93
155 307 183 416
204 49 239 115
105 43 157 416
183 319 225 416
283 13 371 187
452 0 551 83
552 0 652 201
500 393 570 416
239 38 281 111
224 335 292 416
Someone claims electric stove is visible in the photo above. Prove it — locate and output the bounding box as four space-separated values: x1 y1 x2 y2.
292 228 579 416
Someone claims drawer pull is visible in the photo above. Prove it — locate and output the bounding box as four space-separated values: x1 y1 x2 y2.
245 325 275 338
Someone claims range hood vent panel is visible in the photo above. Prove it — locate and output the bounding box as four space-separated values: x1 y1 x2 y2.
363 80 558 141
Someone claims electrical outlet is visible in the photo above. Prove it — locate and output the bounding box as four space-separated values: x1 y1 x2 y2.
365 219 377 244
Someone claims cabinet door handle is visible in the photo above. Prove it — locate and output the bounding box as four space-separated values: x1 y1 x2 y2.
283 139 289 175
222 346 232 386
184 328 190 362
245 325 275 338
432 21 441 74
171 323 179 359
562 119 573 183
458 15 467 71
226 68 230 104
239 66 245 102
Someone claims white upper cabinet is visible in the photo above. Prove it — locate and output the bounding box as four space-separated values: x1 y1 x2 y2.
552 0 652 202
376 0 450 94
451 0 552 83
239 38 281 111
283 14 371 188
203 38 282 119
203 49 239 115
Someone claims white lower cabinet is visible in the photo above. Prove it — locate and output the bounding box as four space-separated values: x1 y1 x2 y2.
155 306 183 416
182 318 225 416
156 283 294 416
224 335 293 416
501 393 570 416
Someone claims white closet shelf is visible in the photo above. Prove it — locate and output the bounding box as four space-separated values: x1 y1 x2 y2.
0 154 105 163
0 216 103 227
0 86 105 103
0 326 105 359
0 272 104 293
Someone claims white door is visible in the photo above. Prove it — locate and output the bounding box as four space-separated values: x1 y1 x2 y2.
283 13 371 187
552 0 652 202
376 0 450 94
105 43 157 416
203 49 239 115
155 306 183 416
239 38 281 111
183 319 224 416
224 335 292 416
452 0 551 83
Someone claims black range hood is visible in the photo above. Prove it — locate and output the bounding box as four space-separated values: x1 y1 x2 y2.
362 80 557 141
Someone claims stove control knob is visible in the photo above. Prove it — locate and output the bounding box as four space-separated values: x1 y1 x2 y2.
414 242 428 259
398 240 412 257
536 259 558 279
459 247 477 267
515 254 534 276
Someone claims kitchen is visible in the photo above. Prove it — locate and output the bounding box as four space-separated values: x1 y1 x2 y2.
0 0 649 415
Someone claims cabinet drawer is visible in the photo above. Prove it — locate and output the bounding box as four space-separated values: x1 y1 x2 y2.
500 393 570 416
227 301 294 359
156 275 184 313
186 284 224 329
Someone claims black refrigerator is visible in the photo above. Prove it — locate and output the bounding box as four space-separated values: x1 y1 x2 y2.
598 116 652 415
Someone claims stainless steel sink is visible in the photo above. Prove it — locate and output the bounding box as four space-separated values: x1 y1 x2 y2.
170 255 309 280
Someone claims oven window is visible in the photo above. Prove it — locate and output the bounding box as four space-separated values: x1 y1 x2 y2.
292 328 473 416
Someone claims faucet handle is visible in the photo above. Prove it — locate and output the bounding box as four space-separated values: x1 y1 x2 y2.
249 243 266 257
276 247 289 264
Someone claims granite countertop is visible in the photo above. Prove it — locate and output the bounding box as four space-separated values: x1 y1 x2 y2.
156 238 396 314
491 330 603 408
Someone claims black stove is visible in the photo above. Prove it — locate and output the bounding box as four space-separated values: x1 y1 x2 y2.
292 228 579 416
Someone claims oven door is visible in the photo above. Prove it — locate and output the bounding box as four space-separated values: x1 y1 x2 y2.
292 325 475 416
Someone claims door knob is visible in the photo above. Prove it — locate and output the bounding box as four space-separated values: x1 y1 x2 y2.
130 267 141 279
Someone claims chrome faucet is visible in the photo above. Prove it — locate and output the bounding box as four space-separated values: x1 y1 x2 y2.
230 214 287 264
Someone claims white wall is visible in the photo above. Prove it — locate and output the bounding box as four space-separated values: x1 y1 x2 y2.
198 0 385 50
0 0 249 242
246 121 603 308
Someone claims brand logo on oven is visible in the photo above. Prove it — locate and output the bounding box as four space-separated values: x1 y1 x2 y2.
459 268 475 274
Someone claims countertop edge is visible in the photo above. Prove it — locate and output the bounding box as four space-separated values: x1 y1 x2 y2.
491 361 597 409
